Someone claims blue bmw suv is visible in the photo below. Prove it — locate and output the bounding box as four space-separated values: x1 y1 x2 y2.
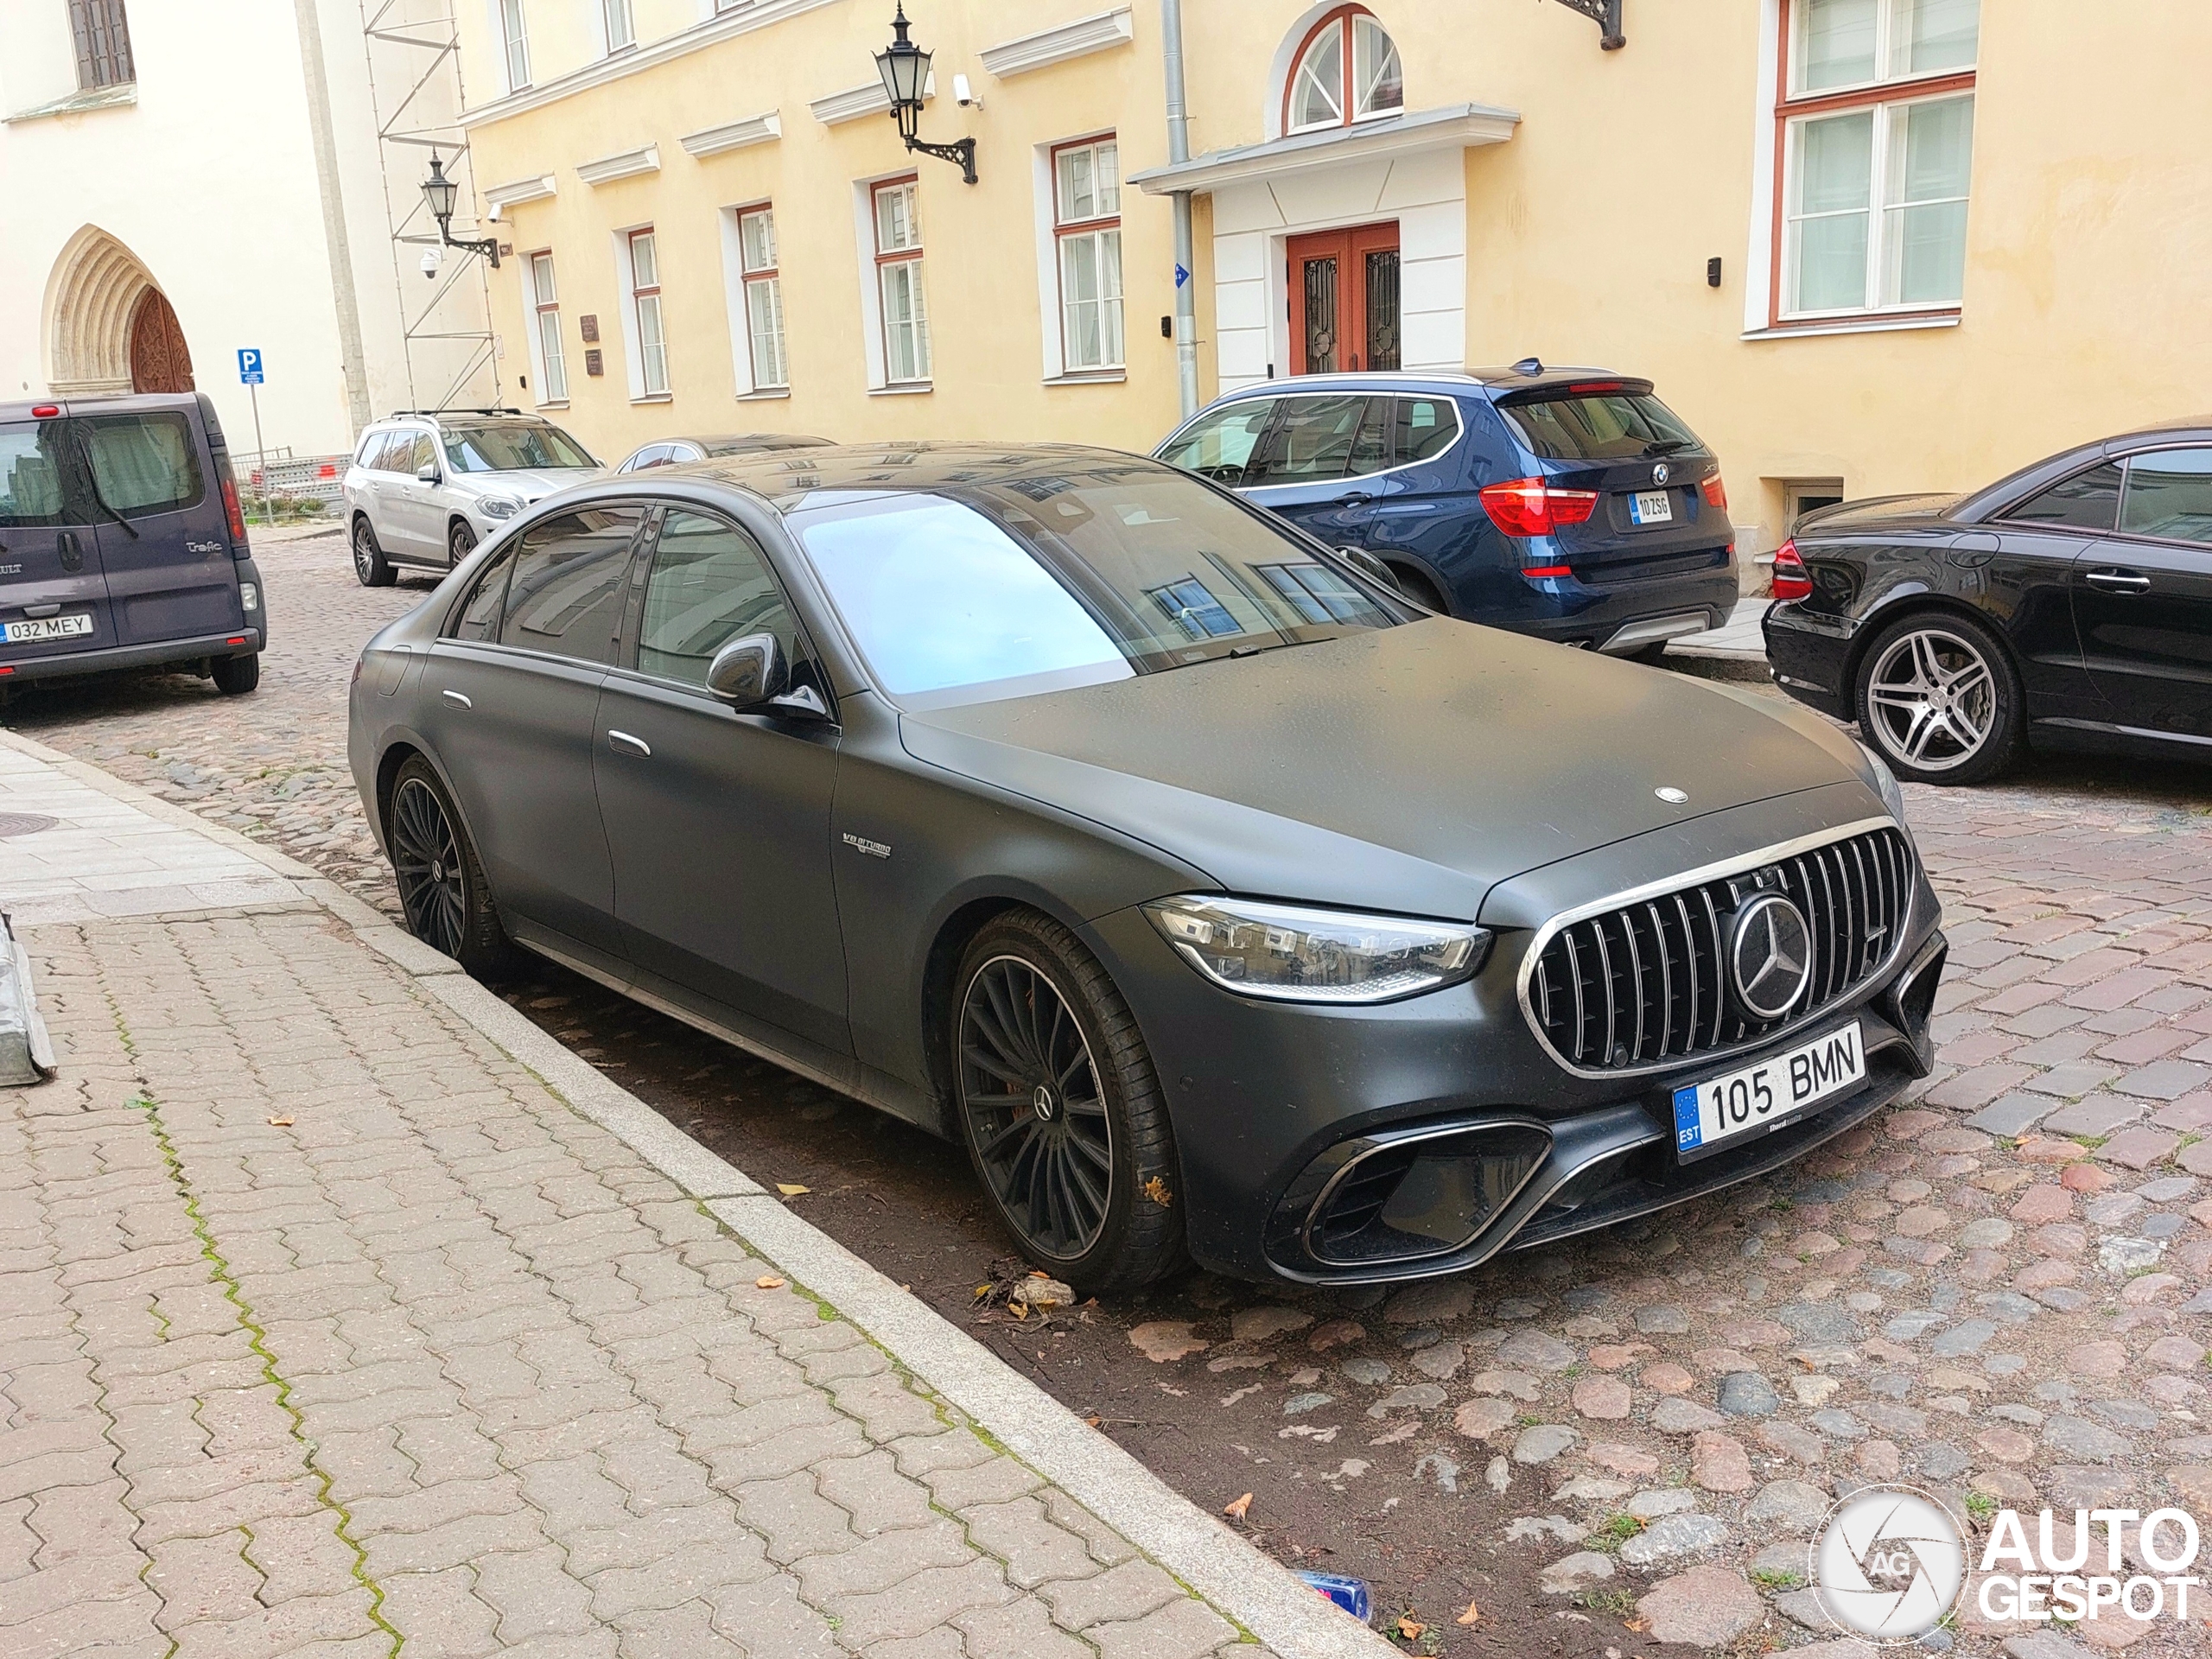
1155 365 1738 658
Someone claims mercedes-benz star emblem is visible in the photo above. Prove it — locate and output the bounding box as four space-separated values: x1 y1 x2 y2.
1031 1084 1058 1122
1652 461 1670 486
1655 786 1688 804
1730 892 1814 1020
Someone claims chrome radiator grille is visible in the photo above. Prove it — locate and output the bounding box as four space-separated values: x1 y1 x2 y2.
1525 826 1913 1074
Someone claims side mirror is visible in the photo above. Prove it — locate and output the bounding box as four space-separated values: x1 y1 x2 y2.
415 463 441 485
705 632 788 707
1338 545 1404 594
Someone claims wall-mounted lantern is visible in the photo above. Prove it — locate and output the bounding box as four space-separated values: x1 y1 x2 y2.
874 4 976 183
422 153 500 267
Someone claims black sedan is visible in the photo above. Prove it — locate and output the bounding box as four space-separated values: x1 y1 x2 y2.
349 444 1944 1293
1764 418 2212 785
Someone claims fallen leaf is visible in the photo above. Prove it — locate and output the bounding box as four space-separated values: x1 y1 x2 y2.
267 1115 294 1128
1395 1614 1426 1639
1222 1492 1253 1522
1142 1175 1174 1206
754 1275 786 1290
776 1183 810 1197
1625 1617 1650 1633
1456 1599 1481 1626
1084 1414 1103 1428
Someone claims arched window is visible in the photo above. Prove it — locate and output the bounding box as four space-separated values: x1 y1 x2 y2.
1285 7 1404 134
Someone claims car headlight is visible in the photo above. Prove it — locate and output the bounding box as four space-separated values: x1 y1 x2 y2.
1859 741 1909 825
1144 895 1491 1004
480 496 520 520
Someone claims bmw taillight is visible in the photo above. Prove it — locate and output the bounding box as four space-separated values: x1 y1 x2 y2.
1771 539 1814 602
1700 473 1728 512
1480 477 1599 539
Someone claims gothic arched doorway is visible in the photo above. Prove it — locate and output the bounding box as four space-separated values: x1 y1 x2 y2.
129 289 194 393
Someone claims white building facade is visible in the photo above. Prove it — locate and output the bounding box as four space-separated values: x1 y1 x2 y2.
0 0 497 462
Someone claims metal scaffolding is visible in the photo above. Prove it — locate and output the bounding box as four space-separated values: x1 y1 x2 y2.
358 0 501 414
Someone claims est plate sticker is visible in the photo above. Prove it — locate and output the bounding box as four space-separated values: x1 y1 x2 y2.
1673 1021 1864 1160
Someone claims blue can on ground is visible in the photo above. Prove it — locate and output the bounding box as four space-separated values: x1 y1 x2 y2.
1295 1570 1372 1621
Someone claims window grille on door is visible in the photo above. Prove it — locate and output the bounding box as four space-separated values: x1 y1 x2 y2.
1364 250 1401 372
1301 258 1339 375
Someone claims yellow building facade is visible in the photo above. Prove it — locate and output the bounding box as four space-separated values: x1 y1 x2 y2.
454 0 2212 560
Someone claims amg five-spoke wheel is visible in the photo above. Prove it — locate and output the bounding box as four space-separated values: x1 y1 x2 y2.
1855 612 2022 785
952 911 1184 1294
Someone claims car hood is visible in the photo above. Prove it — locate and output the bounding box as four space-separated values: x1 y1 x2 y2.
454 467 600 501
897 619 1879 919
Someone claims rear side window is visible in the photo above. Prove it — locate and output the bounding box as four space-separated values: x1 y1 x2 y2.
76 412 204 518
1395 397 1459 464
2001 462 2121 531
498 508 641 663
1158 400 1274 485
0 421 76 526
1248 395 1392 486
2119 448 2212 545
1500 390 1700 461
355 431 390 468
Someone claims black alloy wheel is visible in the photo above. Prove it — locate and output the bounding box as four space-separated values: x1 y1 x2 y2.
448 519 477 564
386 757 513 977
353 516 395 587
953 912 1184 1294
1854 610 2023 785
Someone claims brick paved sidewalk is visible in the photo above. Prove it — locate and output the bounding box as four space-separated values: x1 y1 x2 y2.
0 734 1367 1659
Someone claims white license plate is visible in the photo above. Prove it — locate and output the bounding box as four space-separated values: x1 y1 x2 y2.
1630 490 1674 525
1672 1021 1864 1160
3 613 93 644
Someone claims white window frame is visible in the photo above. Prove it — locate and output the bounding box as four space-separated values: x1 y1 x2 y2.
616 225 671 400
1044 135 1124 377
868 176 930 388
1283 8 1404 137
728 203 787 394
601 0 634 54
525 250 568 405
498 0 530 92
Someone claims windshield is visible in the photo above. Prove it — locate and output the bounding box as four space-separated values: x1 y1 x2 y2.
442 423 596 473
791 465 1399 709
1501 390 1701 462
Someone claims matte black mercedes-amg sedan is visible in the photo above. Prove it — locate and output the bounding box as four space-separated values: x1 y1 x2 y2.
349 443 1945 1293
1764 419 2212 785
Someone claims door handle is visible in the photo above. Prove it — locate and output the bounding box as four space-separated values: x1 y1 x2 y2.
442 689 473 708
2083 569 2151 594
607 729 652 757
57 530 83 573
1334 491 1375 506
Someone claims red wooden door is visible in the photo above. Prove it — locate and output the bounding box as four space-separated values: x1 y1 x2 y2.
129 288 195 394
1287 220 1401 376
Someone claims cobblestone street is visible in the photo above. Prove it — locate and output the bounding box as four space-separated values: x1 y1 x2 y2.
7 530 2212 1655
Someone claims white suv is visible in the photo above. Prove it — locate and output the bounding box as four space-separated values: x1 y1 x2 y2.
343 410 601 585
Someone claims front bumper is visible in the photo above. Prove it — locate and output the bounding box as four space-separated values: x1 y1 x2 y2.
1094 801 1945 1285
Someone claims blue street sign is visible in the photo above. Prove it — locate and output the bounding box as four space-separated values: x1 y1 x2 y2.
1174 264 1190 289
238 347 264 385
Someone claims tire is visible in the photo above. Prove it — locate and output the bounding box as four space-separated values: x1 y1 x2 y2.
1853 609 2024 785
1389 563 1450 615
385 755 517 979
212 653 260 696
1629 641 1674 666
952 910 1185 1296
448 519 477 565
353 515 396 588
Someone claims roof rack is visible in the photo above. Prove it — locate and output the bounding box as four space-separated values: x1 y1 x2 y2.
384 407 526 418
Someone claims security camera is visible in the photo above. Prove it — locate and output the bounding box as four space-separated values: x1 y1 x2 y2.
487 201 501 222
954 73 980 107
420 247 442 280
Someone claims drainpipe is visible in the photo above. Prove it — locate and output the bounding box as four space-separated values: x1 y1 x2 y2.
1161 0 1199 419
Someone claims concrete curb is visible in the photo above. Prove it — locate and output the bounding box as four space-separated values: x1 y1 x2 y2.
8 727 1394 1657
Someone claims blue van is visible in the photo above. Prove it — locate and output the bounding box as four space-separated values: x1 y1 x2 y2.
1155 366 1738 659
0 392 265 696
